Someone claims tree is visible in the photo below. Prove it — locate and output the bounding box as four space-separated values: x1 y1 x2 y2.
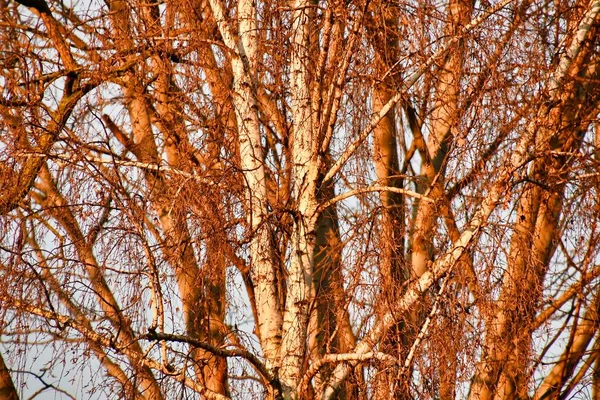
1 0 600 398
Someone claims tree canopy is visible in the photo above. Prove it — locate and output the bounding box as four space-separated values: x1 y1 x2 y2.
1 0 600 398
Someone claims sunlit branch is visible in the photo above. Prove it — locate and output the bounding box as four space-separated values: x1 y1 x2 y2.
534 264 600 331
300 351 400 396
317 185 433 214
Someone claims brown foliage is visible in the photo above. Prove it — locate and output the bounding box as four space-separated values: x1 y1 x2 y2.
1 0 600 398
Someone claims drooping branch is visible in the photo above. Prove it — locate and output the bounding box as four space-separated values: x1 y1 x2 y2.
140 332 274 387
322 88 549 396
322 0 516 185
9 300 229 400
0 81 91 216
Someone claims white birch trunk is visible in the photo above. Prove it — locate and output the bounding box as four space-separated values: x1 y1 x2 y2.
279 0 319 396
208 0 284 373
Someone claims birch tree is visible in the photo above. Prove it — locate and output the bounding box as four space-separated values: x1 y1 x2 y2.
1 0 600 398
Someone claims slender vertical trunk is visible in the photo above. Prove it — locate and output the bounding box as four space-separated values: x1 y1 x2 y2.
402 1 473 396
148 25 230 390
369 3 409 394
280 0 319 395
193 231 229 395
310 174 358 399
410 0 473 278
36 167 164 400
373 81 405 292
208 0 284 377
305 3 358 397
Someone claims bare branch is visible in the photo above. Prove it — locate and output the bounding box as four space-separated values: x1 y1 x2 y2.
317 185 433 214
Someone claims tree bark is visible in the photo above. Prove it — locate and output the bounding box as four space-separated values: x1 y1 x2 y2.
0 354 18 400
469 3 600 397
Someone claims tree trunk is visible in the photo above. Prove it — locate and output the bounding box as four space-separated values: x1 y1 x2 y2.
310 173 358 399
0 355 18 400
469 4 600 397
369 2 409 395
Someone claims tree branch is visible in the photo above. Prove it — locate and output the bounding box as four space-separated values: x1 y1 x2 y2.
140 332 275 389
316 185 433 214
322 0 516 185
